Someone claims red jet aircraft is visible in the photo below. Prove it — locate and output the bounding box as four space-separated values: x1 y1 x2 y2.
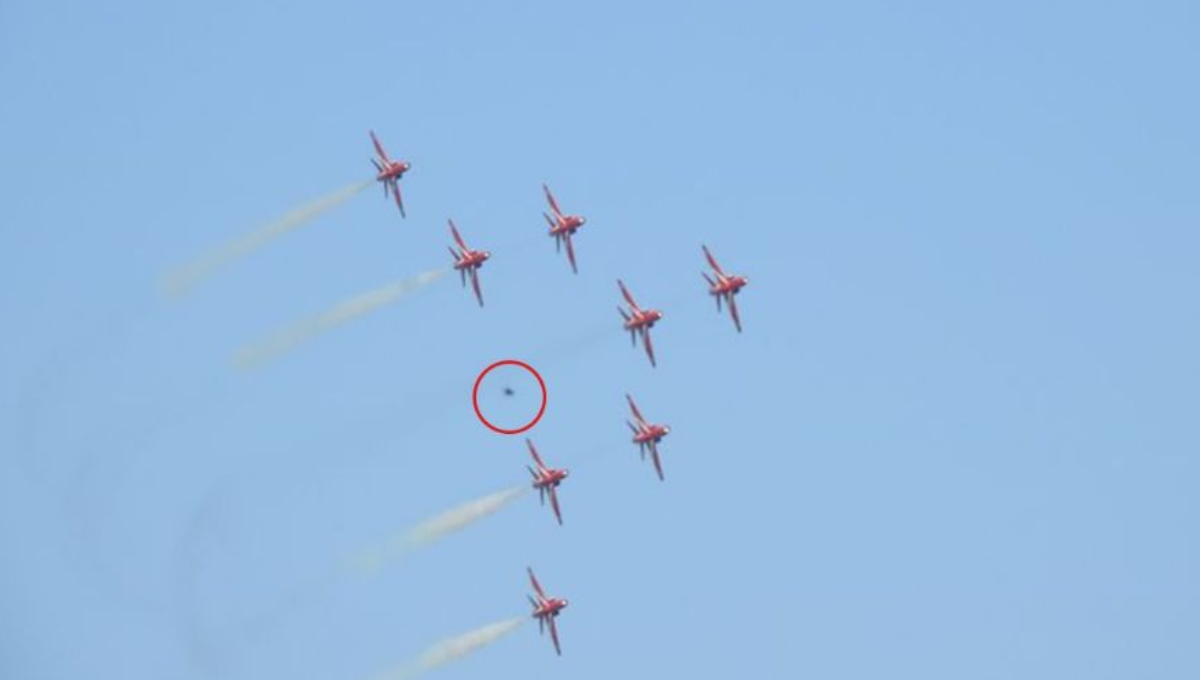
542 184 587 273
526 439 569 525
527 567 568 656
626 393 671 481
702 245 749 332
447 219 490 307
617 280 664 367
369 130 411 217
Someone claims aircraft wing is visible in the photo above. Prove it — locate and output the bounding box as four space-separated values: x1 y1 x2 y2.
543 183 563 218
469 268 484 307
702 245 726 276
448 220 469 250
626 394 647 426
728 293 743 332
649 440 665 481
369 130 390 162
564 233 578 273
393 181 406 218
617 279 641 312
528 567 547 599
548 486 563 525
547 615 562 656
526 439 547 471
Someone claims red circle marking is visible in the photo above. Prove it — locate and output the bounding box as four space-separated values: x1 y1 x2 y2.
472 359 547 435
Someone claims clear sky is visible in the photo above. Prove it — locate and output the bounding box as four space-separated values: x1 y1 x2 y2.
2 1 1198 679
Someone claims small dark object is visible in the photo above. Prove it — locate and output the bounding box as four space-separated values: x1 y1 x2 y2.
503 387 515 396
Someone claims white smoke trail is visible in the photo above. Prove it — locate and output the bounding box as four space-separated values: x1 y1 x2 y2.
163 180 373 296
352 486 526 576
407 485 527 547
371 618 526 680
232 268 448 370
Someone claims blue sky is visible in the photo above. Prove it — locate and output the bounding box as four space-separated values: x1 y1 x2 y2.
2 1 1198 678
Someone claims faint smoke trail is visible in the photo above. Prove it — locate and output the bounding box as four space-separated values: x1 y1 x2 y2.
407 485 526 548
233 268 448 370
163 180 373 296
352 486 526 576
371 618 526 680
